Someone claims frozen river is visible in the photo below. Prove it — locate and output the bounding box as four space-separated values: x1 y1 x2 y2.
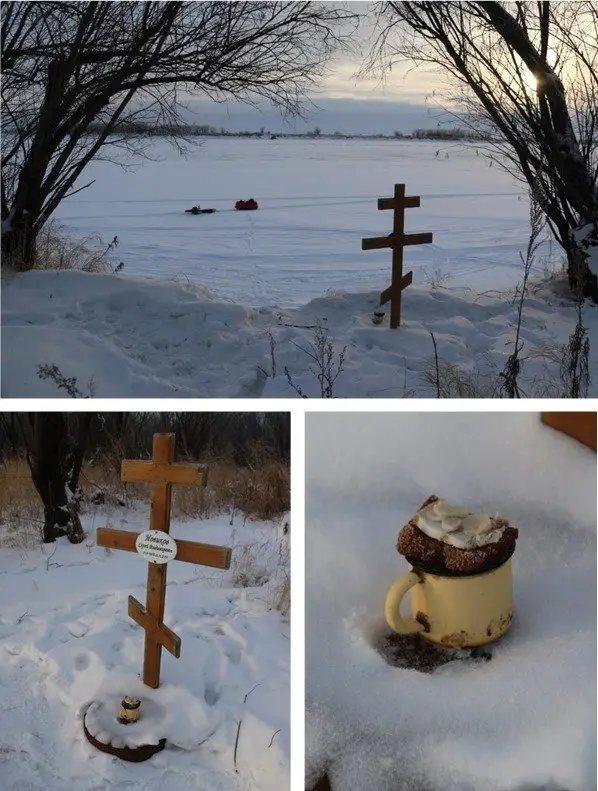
56 137 556 307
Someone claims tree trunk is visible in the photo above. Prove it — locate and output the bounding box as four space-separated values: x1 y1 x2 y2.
69 413 93 495
567 225 598 302
1 211 38 271
567 248 598 303
29 413 86 544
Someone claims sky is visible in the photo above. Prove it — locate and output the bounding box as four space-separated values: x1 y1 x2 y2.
180 1 590 136
183 54 447 135
182 95 449 136
183 2 450 135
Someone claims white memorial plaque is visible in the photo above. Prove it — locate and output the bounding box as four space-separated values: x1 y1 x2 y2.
135 530 177 564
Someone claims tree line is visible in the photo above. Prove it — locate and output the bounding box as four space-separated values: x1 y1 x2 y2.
0 412 290 465
0 412 290 544
411 128 488 141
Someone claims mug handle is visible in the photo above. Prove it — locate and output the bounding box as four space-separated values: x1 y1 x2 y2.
385 571 427 635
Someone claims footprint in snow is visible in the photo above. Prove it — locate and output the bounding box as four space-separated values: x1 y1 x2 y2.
204 680 221 707
74 653 90 671
224 640 242 665
94 595 109 605
66 621 89 639
212 621 245 664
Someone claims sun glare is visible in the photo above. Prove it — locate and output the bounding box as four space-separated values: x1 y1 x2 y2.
521 47 559 94
523 67 539 92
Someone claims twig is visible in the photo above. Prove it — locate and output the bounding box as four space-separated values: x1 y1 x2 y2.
268 729 281 748
62 179 96 200
243 683 260 704
16 609 30 624
429 331 441 398
500 184 545 398
402 357 409 396
275 311 327 330
37 363 86 398
284 366 308 398
277 321 321 329
288 326 346 398
268 330 277 377
233 718 242 772
45 544 59 571
233 682 262 772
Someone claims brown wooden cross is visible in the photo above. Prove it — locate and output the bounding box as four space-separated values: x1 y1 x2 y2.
362 183 433 328
96 433 232 689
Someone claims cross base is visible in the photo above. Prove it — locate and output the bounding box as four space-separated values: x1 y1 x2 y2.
83 695 167 762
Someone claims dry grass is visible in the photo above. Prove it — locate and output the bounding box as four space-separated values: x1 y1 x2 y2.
32 220 115 273
421 341 584 399
171 460 290 522
80 456 290 521
421 361 501 398
267 538 290 619
227 520 290 619
0 457 290 544
229 543 272 588
0 459 44 549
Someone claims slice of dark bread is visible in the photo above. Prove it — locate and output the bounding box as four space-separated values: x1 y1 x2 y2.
397 495 518 575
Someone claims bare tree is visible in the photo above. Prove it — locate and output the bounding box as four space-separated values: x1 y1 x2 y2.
1 1 355 269
12 413 94 543
0 412 291 468
367 1 598 300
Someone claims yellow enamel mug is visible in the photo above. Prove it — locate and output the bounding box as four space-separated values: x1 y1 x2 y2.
385 559 514 648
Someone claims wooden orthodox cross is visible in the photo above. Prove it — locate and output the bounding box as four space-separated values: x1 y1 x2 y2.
97 433 232 689
362 183 433 328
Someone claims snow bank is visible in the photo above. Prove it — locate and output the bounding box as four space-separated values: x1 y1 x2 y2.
2 269 596 397
0 504 289 791
305 413 596 791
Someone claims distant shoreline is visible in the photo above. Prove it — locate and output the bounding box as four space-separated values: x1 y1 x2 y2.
84 126 491 143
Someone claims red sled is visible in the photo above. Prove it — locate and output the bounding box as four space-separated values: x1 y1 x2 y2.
235 198 259 211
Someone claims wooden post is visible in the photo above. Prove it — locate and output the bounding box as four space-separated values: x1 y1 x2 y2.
96 433 231 689
541 413 597 451
362 183 433 328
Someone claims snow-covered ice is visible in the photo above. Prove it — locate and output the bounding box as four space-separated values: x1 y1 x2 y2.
305 412 596 791
2 138 596 398
0 502 289 791
50 138 557 303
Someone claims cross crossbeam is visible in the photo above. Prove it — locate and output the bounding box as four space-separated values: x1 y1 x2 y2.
96 527 231 569
361 232 433 251
96 433 231 689
362 183 433 328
